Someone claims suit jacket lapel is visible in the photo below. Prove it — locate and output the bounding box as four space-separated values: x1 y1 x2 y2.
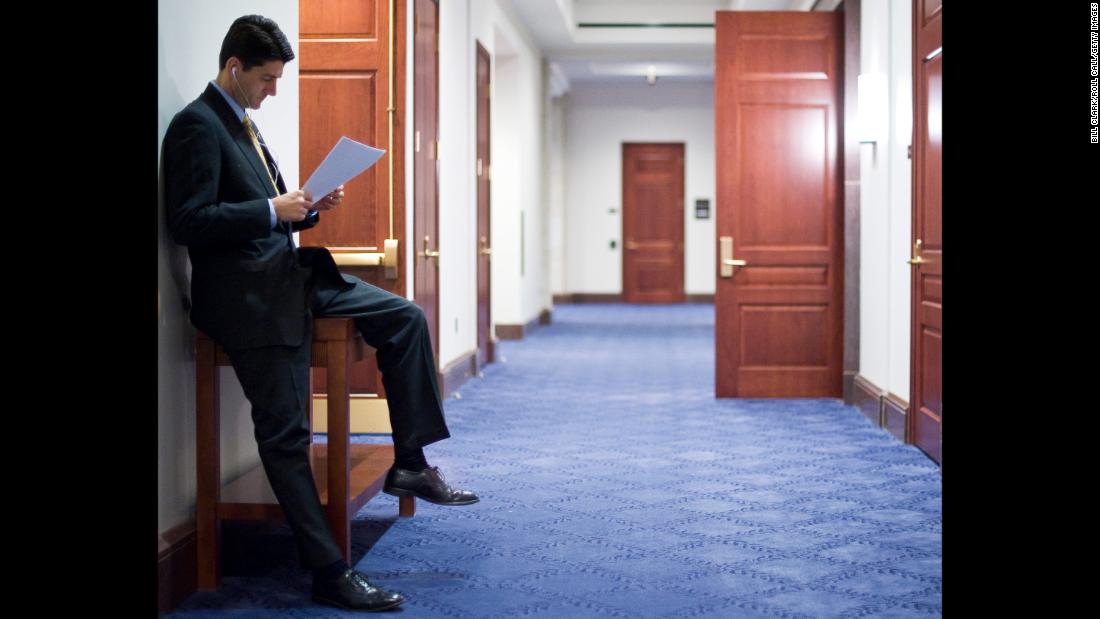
199 85 279 200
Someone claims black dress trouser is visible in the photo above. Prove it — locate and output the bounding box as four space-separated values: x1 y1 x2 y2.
223 273 450 570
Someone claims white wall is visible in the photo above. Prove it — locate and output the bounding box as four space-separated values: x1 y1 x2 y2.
563 80 716 295
859 0 912 400
157 0 299 533
433 0 551 362
546 79 568 296
492 8 549 328
437 0 476 365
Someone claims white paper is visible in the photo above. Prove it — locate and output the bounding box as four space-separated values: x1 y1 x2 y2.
301 136 386 205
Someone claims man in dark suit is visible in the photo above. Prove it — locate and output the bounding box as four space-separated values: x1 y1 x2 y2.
162 14 478 612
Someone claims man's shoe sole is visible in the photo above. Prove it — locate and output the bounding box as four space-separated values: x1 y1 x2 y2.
312 594 405 612
383 486 480 505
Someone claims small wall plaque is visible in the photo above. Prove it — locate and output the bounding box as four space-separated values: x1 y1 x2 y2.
695 199 710 219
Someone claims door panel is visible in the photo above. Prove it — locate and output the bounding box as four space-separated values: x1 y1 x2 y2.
911 0 942 464
413 0 440 362
715 11 843 398
299 0 406 395
622 143 685 303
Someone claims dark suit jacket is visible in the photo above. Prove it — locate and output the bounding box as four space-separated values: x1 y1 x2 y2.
163 84 351 350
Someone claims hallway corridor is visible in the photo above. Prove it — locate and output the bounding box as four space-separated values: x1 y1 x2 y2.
172 304 942 617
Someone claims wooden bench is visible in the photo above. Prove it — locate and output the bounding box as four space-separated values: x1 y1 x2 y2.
195 318 415 591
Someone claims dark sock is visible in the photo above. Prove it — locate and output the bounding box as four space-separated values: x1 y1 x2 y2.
313 558 350 583
393 444 428 472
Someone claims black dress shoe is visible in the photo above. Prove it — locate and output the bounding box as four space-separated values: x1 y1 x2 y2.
383 465 480 505
312 568 405 612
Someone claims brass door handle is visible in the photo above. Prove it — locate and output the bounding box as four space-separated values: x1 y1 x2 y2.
418 236 440 259
907 239 926 265
722 259 747 266
625 240 639 250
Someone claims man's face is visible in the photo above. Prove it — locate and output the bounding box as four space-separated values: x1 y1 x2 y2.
231 59 284 110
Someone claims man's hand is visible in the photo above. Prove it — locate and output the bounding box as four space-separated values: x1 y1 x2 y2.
273 190 314 222
314 185 345 212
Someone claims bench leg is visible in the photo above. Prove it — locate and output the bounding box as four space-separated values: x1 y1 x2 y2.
325 339 352 564
196 339 221 590
399 496 416 517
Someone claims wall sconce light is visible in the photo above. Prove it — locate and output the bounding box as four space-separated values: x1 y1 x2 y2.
857 73 887 144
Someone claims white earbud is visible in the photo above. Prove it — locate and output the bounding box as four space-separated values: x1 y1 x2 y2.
232 66 237 77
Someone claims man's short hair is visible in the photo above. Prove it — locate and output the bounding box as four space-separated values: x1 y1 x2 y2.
218 15 295 71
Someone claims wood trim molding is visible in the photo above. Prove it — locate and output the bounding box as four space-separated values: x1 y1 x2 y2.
439 349 477 399
850 373 884 427
495 308 552 340
848 374 910 444
842 370 857 403
158 522 197 614
553 293 623 303
883 392 909 443
495 324 525 340
553 293 711 304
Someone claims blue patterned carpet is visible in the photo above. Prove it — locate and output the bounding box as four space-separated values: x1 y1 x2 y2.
168 304 942 618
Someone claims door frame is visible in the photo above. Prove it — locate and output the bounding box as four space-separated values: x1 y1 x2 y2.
475 39 494 369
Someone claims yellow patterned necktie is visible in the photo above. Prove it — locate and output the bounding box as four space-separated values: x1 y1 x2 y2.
242 115 279 193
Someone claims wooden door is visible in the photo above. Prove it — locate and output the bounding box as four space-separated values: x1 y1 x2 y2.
476 41 493 369
413 0 440 361
910 0 942 464
299 0 406 395
622 143 685 303
714 11 843 397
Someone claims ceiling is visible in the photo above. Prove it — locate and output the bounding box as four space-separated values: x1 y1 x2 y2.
506 0 841 89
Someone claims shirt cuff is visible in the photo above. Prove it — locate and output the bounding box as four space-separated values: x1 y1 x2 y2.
268 199 276 228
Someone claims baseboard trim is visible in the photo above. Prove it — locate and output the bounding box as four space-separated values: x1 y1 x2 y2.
553 293 712 304
554 293 623 303
440 349 477 399
848 375 911 443
883 392 909 443
158 522 197 614
496 309 552 340
851 374 884 427
495 324 524 340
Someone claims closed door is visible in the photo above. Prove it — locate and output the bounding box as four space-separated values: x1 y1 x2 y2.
413 0 440 361
714 11 843 397
622 143 685 303
299 0 404 395
910 0 942 464
476 41 493 369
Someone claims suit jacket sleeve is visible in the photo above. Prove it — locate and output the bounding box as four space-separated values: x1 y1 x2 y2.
164 111 273 246
291 209 320 232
